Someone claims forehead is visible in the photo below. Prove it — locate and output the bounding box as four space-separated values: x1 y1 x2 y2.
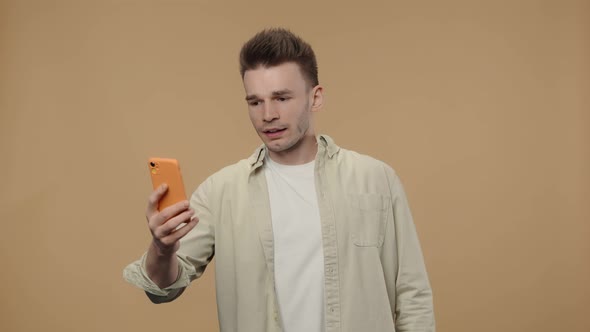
243 62 308 95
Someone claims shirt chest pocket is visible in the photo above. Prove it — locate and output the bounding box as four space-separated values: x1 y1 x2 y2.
348 193 388 247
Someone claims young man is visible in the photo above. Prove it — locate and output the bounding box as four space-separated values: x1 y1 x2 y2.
124 28 435 332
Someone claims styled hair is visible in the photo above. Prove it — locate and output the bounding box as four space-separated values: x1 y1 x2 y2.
239 28 319 88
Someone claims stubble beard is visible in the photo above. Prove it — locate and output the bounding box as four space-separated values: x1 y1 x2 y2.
266 102 312 154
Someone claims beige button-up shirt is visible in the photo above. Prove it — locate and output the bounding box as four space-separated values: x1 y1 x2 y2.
124 135 435 332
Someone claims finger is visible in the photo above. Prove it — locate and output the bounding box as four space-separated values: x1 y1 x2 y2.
146 184 169 219
154 209 195 238
150 200 191 228
148 199 189 230
160 216 199 246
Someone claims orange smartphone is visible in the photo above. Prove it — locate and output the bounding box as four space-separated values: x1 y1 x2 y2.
148 157 187 211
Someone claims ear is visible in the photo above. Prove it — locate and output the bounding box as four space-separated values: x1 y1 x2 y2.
310 85 324 112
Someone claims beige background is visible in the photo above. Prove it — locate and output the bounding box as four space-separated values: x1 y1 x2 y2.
1 1 588 331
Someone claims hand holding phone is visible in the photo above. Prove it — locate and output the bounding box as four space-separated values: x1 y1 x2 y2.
145 158 198 256
148 158 187 211
144 184 198 288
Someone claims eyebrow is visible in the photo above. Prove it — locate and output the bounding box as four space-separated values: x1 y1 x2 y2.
245 89 294 101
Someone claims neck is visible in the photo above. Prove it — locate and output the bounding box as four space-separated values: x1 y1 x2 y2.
268 134 318 165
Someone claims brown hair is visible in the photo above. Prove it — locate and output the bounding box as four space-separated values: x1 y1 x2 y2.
239 28 319 88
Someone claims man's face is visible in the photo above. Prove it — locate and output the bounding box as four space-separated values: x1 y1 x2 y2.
243 62 321 157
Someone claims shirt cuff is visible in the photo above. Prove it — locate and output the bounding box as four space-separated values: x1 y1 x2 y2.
123 252 192 298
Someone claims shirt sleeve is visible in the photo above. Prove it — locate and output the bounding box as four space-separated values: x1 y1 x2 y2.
122 176 216 303
382 165 436 331
122 252 197 303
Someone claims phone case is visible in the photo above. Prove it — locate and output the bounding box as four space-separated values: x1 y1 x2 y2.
148 157 187 211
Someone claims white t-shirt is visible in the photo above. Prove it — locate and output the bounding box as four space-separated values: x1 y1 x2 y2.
264 156 325 332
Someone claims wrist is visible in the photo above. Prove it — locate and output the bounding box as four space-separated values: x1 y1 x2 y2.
150 240 176 258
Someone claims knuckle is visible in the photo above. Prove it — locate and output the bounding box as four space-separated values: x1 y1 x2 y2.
158 210 170 222
186 222 197 231
162 223 175 235
149 215 161 227
179 212 190 222
176 203 188 213
152 229 163 240
147 219 155 231
161 238 174 247
155 224 169 237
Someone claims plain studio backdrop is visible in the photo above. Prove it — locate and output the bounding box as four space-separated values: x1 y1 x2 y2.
1 1 588 331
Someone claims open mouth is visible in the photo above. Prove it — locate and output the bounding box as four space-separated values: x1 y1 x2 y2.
263 128 286 138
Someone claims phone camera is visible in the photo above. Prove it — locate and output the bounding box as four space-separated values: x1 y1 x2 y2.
150 162 156 167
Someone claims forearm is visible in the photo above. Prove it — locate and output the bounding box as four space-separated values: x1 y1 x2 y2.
145 240 180 289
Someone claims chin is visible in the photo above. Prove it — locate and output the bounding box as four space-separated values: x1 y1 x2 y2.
267 142 286 153
273 139 302 154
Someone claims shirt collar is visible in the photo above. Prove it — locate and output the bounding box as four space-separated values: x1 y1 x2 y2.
248 134 340 172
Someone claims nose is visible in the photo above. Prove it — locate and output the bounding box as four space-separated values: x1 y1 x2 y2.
262 102 279 122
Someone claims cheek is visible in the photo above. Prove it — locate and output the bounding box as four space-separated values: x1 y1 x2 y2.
297 105 311 122
247 109 257 123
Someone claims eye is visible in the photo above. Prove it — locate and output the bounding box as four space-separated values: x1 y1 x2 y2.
248 101 260 106
276 97 289 102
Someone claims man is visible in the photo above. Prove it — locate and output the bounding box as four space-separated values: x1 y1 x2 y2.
124 28 435 332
